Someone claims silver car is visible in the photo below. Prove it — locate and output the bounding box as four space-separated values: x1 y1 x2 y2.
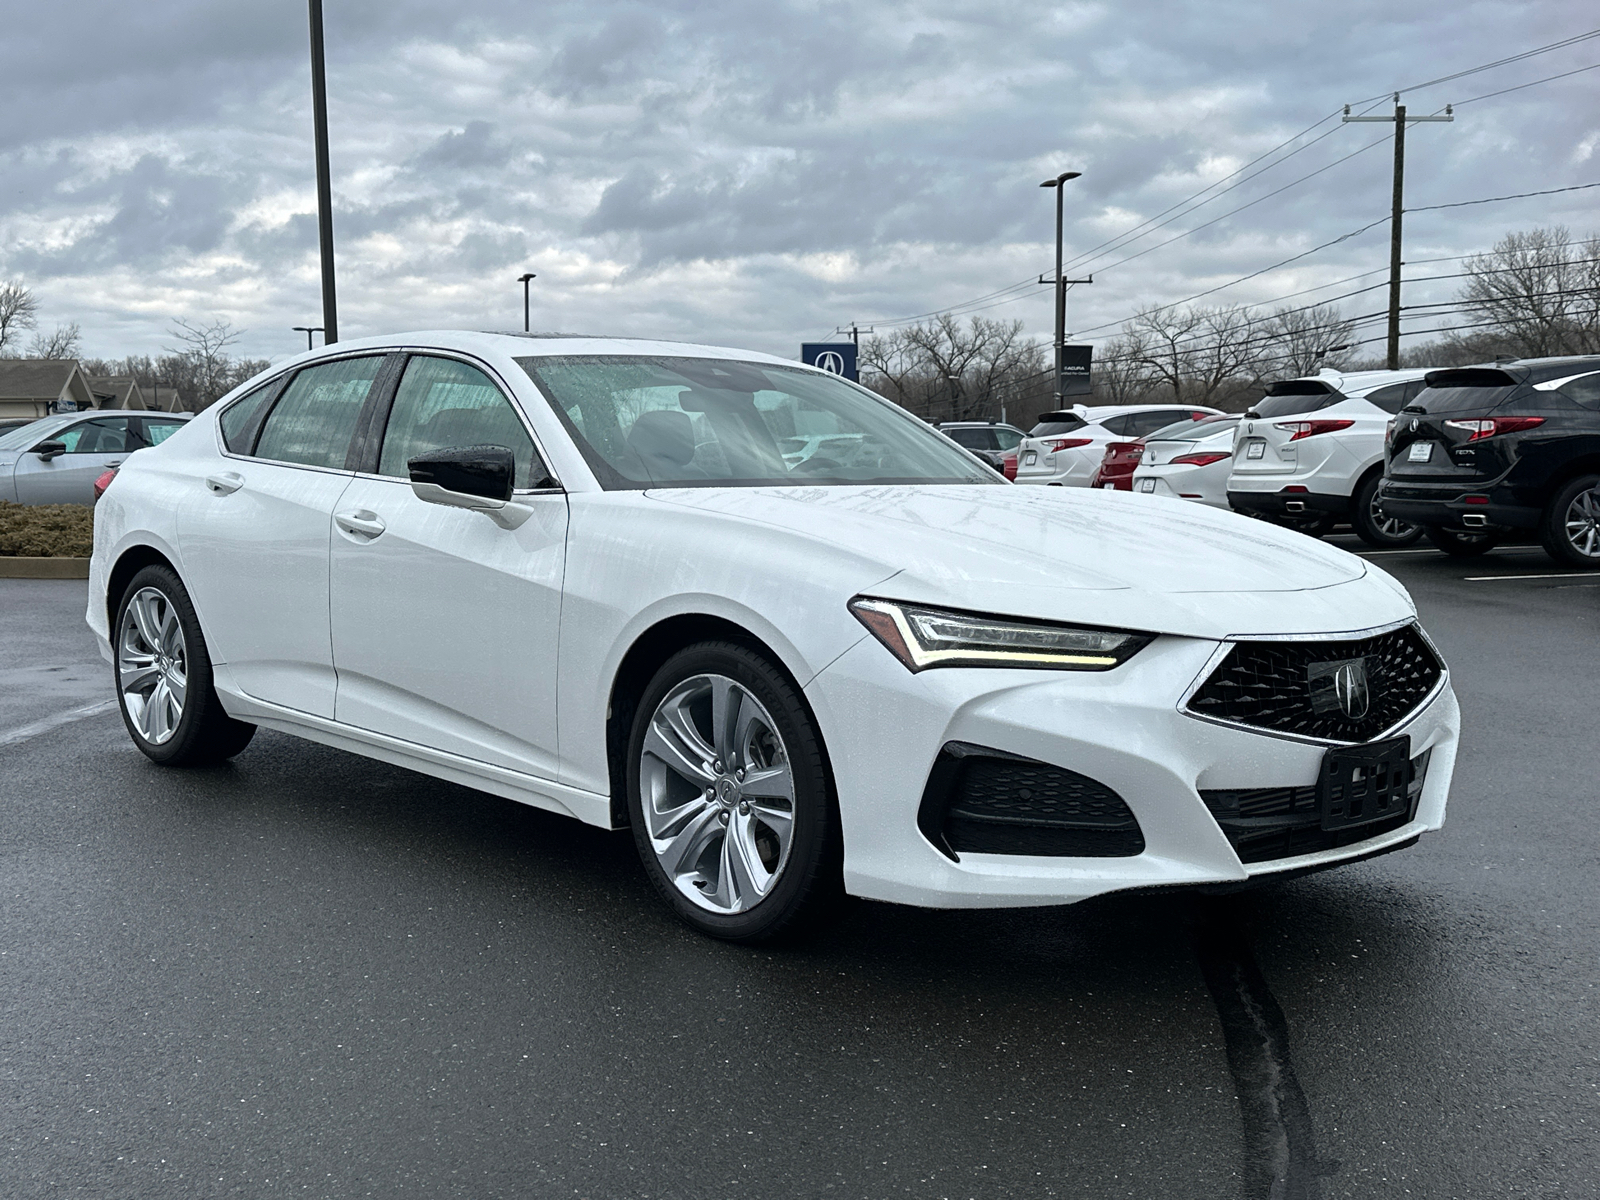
0 412 191 505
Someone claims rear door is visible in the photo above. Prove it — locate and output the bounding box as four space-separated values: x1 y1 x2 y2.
13 415 137 505
176 355 390 717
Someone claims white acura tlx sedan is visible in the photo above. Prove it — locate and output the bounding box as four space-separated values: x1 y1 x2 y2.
88 332 1460 941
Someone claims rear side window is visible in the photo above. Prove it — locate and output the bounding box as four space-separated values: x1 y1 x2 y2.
142 418 186 445
1558 373 1600 408
377 356 543 489
254 357 384 470
944 428 995 450
1126 410 1190 437
1364 383 1409 414
219 381 280 453
1097 414 1132 436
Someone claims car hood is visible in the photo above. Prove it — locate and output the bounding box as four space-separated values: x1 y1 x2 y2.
650 484 1411 640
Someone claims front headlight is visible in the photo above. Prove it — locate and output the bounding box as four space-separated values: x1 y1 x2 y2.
847 597 1153 672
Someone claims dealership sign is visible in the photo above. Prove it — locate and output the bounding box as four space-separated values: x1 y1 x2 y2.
801 342 859 382
1059 345 1092 396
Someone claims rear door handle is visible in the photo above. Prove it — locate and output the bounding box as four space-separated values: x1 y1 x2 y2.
205 472 244 495
335 509 386 539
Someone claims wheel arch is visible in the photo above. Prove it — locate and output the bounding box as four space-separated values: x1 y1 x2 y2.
1539 456 1600 506
105 543 180 632
603 613 836 830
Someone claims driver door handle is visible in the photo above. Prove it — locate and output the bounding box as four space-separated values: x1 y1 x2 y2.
205 472 244 495
335 509 386 539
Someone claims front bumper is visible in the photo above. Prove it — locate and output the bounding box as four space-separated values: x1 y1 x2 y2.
806 631 1457 908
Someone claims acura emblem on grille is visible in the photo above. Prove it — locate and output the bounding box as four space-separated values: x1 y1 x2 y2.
1307 656 1371 719
1333 661 1370 719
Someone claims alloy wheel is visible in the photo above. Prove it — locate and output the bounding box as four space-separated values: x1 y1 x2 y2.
118 586 187 745
1563 487 1600 559
638 673 796 915
1369 491 1419 541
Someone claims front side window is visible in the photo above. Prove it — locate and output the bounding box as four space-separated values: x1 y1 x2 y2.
517 356 994 489
254 357 384 469
378 356 544 489
57 416 135 454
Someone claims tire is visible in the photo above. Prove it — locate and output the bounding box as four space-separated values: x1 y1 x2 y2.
1352 473 1423 547
113 564 257 766
1424 526 1500 557
1540 474 1600 568
626 641 842 943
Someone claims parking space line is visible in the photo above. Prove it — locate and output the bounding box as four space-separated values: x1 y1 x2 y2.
1463 572 1600 582
0 698 118 748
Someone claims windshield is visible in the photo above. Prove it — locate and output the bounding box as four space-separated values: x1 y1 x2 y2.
517 356 996 489
0 415 76 452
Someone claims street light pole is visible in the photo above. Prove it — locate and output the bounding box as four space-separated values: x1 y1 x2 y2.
518 273 537 332
292 326 324 351
1040 171 1081 407
307 0 339 344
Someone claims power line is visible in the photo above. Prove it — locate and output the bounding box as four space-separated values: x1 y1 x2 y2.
1351 27 1600 104
1409 180 1600 212
1453 60 1600 105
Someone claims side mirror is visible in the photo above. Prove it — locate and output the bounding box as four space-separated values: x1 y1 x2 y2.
408 445 531 530
33 440 67 461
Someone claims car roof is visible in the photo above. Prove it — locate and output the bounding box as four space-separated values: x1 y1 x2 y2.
273 330 805 371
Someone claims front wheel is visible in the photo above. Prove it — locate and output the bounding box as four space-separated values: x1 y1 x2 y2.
114 564 257 765
626 641 842 942
1425 526 1500 557
1353 474 1422 547
1540 474 1600 568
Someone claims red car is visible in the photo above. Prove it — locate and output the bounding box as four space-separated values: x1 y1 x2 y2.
1088 441 1144 490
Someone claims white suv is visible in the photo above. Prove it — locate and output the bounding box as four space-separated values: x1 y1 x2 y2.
1226 369 1435 546
1014 404 1222 486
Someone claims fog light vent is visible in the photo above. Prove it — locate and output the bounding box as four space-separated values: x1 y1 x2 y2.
918 742 1145 860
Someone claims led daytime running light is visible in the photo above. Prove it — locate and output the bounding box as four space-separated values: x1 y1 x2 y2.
848 597 1150 672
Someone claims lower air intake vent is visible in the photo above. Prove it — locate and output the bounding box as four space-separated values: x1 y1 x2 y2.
919 742 1145 860
1201 749 1430 864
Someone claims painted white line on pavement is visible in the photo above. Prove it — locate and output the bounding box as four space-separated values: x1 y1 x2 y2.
0 698 118 748
1463 572 1600 582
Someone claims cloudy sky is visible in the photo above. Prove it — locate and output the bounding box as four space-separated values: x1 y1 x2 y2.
2 0 1596 366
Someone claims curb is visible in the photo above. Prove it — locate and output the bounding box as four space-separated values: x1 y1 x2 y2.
0 557 91 580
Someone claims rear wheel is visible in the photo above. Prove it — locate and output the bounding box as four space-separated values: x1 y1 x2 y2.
1353 473 1422 547
626 641 841 942
1540 474 1600 568
1425 526 1500 557
114 565 256 765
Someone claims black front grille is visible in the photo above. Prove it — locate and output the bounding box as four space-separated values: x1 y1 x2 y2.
918 742 1145 859
1186 624 1443 742
1201 750 1429 863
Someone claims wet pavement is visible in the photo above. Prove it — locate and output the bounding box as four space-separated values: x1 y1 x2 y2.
1 537 1595 1199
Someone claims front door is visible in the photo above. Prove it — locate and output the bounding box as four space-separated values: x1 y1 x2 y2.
13 415 137 505
329 354 567 779
176 355 388 717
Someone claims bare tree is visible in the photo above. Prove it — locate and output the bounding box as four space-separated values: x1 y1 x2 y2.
26 322 83 360
1453 227 1600 357
1091 335 1160 405
860 316 1049 423
0 281 40 355
165 318 247 410
1123 304 1268 408
1255 303 1357 377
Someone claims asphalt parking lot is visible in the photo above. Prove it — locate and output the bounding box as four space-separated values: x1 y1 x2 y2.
2 537 1596 1200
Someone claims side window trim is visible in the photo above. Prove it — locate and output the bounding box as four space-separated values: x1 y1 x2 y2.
346 353 410 474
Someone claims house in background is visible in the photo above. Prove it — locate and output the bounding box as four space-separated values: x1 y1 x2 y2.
0 360 100 420
86 376 149 411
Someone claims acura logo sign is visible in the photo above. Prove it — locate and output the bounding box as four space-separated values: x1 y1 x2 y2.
815 351 846 375
1333 660 1370 719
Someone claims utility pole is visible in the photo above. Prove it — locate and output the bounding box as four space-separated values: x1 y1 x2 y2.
1344 97 1453 369
307 0 339 344
1039 170 1084 406
834 324 874 347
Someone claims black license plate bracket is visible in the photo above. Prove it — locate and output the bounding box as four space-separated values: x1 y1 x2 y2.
1318 735 1412 831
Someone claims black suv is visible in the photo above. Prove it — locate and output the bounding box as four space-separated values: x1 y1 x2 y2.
1380 357 1600 565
